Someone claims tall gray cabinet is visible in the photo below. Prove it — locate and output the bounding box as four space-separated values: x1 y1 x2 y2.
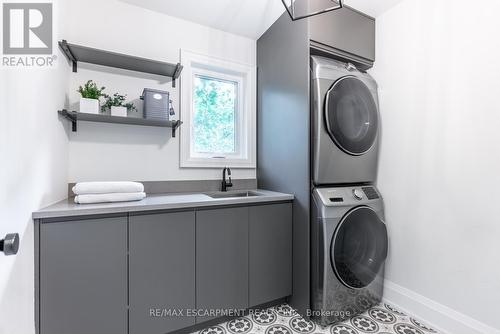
257 3 375 316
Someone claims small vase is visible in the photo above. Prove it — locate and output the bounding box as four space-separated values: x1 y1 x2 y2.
79 98 99 114
80 98 99 114
111 106 127 117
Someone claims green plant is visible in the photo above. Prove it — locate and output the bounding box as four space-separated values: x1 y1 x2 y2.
101 93 137 112
77 80 106 99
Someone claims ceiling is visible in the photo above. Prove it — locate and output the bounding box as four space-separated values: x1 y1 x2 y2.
346 0 404 17
119 0 404 39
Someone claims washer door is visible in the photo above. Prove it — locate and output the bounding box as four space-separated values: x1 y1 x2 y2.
325 77 379 156
331 206 388 289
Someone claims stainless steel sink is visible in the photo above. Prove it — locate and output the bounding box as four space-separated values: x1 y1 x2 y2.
207 191 263 199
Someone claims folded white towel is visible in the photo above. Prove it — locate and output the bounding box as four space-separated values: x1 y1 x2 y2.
74 192 146 204
72 182 144 195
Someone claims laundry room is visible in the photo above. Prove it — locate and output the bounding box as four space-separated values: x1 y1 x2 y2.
0 0 499 334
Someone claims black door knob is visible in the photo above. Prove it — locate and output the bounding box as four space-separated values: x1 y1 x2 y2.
0 233 19 256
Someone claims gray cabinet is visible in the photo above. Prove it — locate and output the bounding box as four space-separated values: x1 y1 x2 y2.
249 203 293 306
129 211 196 334
36 201 293 334
196 207 249 323
309 6 375 63
39 216 127 334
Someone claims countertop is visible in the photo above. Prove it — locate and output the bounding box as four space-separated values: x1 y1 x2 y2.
33 189 294 220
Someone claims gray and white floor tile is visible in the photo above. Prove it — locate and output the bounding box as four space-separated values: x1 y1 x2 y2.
192 303 439 334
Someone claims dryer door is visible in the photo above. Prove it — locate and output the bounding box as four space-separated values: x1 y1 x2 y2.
331 206 387 289
325 77 379 156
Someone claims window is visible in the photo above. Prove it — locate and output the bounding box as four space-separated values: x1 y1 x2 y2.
180 50 256 168
193 75 237 154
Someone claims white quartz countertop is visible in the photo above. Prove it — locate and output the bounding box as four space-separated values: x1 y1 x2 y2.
32 189 294 220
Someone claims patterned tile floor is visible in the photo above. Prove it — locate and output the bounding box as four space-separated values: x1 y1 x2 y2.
193 303 439 334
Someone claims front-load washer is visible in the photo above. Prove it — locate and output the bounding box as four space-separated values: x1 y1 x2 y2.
310 186 388 325
311 56 380 185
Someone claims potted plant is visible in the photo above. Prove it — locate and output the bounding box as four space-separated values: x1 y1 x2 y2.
77 80 106 114
101 93 137 117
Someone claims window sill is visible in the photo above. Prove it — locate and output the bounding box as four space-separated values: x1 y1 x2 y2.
180 159 256 169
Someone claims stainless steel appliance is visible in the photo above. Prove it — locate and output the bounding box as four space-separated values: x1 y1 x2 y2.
311 56 380 185
311 186 387 325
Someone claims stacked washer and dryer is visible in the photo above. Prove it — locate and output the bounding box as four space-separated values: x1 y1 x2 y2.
257 6 387 326
309 56 388 325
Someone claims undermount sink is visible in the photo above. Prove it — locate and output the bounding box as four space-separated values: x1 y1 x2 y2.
207 191 263 199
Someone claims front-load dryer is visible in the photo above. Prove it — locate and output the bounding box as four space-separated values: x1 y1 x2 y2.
311 56 380 185
310 186 388 325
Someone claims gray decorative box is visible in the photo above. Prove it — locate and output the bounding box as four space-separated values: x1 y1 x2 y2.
141 88 172 120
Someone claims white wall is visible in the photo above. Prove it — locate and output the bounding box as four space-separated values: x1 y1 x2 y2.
371 0 500 331
64 0 257 182
0 1 70 333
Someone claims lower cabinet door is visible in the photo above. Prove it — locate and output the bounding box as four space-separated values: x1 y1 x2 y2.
196 207 249 323
129 211 196 334
40 216 128 334
249 203 293 306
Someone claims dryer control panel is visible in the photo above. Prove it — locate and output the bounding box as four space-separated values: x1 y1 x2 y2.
314 186 381 207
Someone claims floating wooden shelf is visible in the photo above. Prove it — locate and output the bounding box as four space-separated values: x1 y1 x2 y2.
58 40 183 87
58 110 182 137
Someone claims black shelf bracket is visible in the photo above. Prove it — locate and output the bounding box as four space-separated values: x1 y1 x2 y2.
58 40 78 72
171 120 181 138
172 63 183 88
58 109 77 131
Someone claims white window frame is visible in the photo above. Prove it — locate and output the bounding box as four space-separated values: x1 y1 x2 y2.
180 50 256 168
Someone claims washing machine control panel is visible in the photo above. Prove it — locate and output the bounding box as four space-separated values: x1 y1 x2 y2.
353 189 364 200
314 186 381 207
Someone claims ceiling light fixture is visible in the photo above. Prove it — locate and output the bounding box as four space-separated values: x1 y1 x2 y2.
281 0 344 21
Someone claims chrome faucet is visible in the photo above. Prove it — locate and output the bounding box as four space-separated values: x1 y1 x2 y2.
221 167 233 192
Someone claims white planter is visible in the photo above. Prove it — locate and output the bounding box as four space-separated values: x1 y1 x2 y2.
111 106 127 117
79 98 99 114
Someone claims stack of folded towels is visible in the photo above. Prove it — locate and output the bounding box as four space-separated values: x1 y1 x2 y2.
72 181 146 204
